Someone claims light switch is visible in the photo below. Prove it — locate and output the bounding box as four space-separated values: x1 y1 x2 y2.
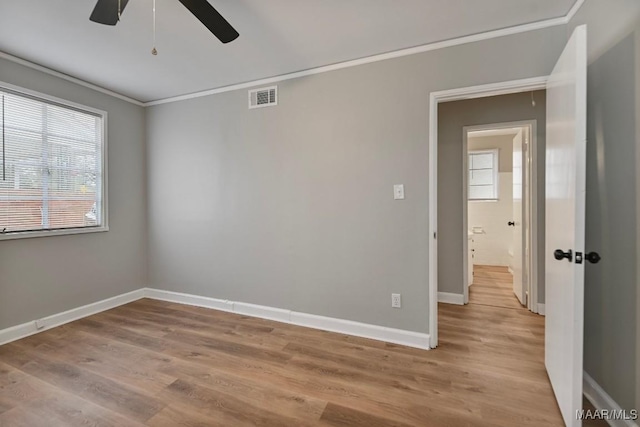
394 184 405 200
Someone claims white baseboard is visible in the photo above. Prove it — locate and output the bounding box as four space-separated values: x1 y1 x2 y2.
234 301 291 323
438 292 465 305
288 311 430 349
0 289 145 346
537 303 545 315
144 288 431 350
583 372 639 427
144 288 234 313
0 287 431 350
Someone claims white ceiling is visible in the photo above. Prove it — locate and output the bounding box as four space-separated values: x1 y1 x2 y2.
0 1 577 103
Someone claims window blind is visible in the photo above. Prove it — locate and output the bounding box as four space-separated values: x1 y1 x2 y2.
0 88 104 234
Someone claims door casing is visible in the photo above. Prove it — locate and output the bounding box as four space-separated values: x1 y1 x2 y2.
428 76 547 349
461 121 538 311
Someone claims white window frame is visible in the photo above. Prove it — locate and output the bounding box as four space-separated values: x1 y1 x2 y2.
467 149 499 201
0 81 108 241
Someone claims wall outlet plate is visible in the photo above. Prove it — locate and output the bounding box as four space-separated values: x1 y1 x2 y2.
393 184 405 200
391 293 402 308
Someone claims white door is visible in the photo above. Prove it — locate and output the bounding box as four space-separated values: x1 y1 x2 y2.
512 129 525 305
545 25 587 427
523 128 531 310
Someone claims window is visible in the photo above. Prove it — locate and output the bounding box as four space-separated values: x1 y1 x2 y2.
0 83 107 239
468 149 498 201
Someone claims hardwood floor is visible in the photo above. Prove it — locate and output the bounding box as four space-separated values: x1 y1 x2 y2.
468 265 523 309
0 273 599 426
465 265 607 427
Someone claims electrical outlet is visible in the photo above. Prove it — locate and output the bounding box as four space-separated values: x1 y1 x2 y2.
393 184 405 200
34 319 45 330
391 293 402 308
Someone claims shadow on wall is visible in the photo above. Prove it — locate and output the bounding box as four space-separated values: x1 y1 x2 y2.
584 31 638 411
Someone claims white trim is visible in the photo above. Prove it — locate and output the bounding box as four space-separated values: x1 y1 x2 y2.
437 292 465 305
143 288 431 350
429 86 439 348
428 76 548 348
462 120 539 310
583 372 639 427
0 52 144 107
0 289 144 346
147 23 564 105
0 80 109 117
0 226 109 241
528 122 539 315
537 303 546 316
469 128 523 138
461 134 470 304
566 0 586 22
0 287 431 350
290 311 430 350
101 102 110 234
143 288 234 312
144 15 575 106
431 76 549 104
234 302 290 323
0 1 584 107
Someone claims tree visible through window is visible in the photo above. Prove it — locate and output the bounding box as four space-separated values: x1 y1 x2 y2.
0 87 104 235
468 149 498 200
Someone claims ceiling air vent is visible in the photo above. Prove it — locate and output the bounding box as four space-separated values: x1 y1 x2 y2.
248 86 277 109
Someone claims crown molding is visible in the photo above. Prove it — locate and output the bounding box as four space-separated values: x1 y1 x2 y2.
145 1 583 107
145 17 569 106
0 0 584 107
566 0 586 22
0 51 145 107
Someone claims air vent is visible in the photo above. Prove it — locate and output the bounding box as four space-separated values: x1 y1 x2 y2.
248 86 277 109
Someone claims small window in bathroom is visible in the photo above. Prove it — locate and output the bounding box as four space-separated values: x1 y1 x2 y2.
468 149 498 201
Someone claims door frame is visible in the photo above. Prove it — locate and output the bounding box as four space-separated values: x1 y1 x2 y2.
428 76 547 348
461 120 538 312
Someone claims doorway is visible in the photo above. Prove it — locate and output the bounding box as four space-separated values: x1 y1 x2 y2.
429 26 588 426
463 121 538 313
428 79 548 349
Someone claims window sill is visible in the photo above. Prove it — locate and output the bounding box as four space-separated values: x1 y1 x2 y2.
0 226 109 241
468 199 499 203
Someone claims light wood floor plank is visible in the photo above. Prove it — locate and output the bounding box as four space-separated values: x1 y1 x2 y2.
0 361 148 427
0 268 607 426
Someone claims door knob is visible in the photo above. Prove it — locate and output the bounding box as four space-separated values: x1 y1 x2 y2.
554 249 573 262
585 252 601 264
508 221 515 226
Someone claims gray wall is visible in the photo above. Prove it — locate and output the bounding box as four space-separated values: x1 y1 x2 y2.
0 57 147 329
2 0 638 410
569 0 640 412
437 91 547 303
147 27 565 334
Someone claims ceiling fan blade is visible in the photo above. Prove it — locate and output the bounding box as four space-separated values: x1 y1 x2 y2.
90 0 130 26
177 0 239 43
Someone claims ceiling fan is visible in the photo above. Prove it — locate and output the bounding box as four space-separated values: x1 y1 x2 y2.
89 0 239 44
